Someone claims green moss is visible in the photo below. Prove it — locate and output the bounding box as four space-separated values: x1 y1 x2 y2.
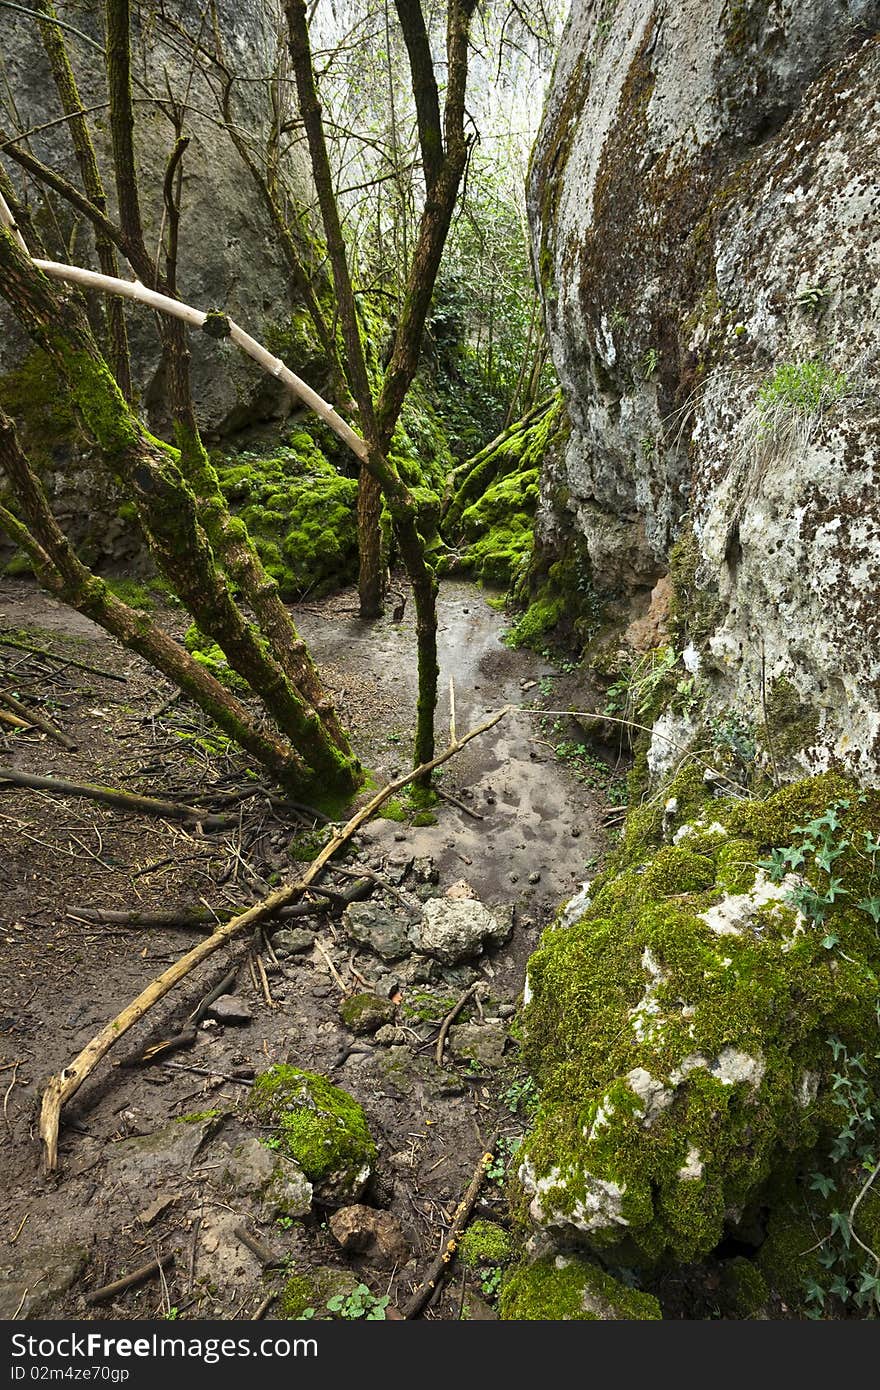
175 1109 221 1124
411 810 438 827
184 622 250 694
499 1255 662 1320
458 1220 515 1268
247 1066 376 1193
719 1257 769 1317
761 677 820 764
443 395 567 589
214 438 359 600
519 774 880 1264
277 1271 317 1320
378 799 407 823
339 992 394 1032
401 990 460 1024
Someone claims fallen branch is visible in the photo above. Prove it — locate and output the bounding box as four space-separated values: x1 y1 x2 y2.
0 708 29 731
39 704 511 1170
435 786 484 821
233 1225 284 1270
0 632 126 680
0 767 233 828
85 1254 173 1306
401 1133 498 1319
0 688 77 750
435 983 479 1066
67 902 317 930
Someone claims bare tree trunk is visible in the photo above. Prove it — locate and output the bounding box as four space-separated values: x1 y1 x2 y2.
35 0 132 398
0 411 309 788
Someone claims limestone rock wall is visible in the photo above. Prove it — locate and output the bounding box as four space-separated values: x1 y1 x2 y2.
530 0 880 779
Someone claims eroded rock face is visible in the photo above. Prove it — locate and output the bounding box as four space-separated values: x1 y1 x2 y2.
530 0 880 778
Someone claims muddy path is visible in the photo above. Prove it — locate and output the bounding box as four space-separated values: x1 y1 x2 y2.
0 576 611 1322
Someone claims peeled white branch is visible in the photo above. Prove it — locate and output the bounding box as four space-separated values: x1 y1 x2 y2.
0 192 366 463
33 259 369 463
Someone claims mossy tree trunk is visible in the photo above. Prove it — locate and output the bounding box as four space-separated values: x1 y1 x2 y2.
2 6 352 765
0 409 311 789
285 0 477 775
35 0 132 399
0 224 359 796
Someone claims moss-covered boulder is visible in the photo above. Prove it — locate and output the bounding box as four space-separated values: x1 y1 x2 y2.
458 1219 515 1269
442 394 567 588
215 435 359 599
248 1066 377 1206
499 1255 661 1320
518 773 880 1267
339 992 396 1035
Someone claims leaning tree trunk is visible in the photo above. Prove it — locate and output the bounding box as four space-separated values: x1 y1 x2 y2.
0 225 359 796
0 411 311 788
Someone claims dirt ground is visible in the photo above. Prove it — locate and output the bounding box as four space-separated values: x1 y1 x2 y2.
0 574 615 1322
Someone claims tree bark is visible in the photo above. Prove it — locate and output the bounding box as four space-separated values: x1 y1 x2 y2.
0 226 358 795
36 0 132 398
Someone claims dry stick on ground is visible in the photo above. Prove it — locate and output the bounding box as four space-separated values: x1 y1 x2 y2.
85 1255 173 1307
0 688 77 750
0 767 234 829
233 1226 285 1270
401 1133 499 1320
39 704 511 1170
435 982 480 1066
0 632 126 681
435 786 484 821
0 708 29 732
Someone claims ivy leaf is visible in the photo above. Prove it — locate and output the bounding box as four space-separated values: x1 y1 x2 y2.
821 877 847 903
828 1035 846 1060
809 1172 837 1198
822 934 840 950
803 1278 826 1305
857 896 880 924
815 843 844 873
828 1275 851 1301
829 1211 852 1249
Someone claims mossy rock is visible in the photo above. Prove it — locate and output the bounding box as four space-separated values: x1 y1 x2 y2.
248 1066 377 1206
519 773 880 1265
458 1219 515 1269
499 1255 662 1320
276 1271 317 1320
339 992 396 1035
718 1257 769 1318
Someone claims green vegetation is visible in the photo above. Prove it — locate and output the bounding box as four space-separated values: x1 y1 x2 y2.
499 1255 662 1320
458 1219 515 1269
248 1066 376 1198
519 771 880 1272
757 360 849 425
326 1283 389 1320
442 395 566 588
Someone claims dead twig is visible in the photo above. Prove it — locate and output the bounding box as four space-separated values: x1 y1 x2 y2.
435 787 484 821
0 633 126 681
435 984 479 1066
0 767 233 829
233 1225 284 1269
85 1255 174 1306
401 1134 499 1319
39 704 511 1170
0 688 77 750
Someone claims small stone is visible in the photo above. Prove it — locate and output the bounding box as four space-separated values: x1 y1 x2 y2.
394 831 407 842
528 871 541 884
497 1003 516 1019
137 1194 177 1226
414 897 511 964
509 872 519 883
522 680 537 692
221 1136 312 1218
329 1205 410 1266
343 902 414 961
570 826 582 838
413 856 439 883
339 991 396 1035
448 1020 508 1069
272 927 315 956
374 1024 408 1045
207 995 253 1025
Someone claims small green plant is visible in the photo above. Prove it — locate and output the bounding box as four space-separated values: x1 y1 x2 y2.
326 1283 389 1320
164 1306 180 1321
480 1265 505 1300
261 1135 282 1152
604 646 678 721
795 284 830 309
757 360 849 427
501 1075 539 1118
276 1215 294 1230
759 798 880 935
711 711 756 768
486 1134 522 1184
641 347 659 379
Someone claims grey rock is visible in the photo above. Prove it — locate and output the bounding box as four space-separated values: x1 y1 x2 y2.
414 898 511 964
413 856 439 883
342 902 413 961
221 1136 312 1219
497 1003 517 1019
448 1020 508 1069
207 994 253 1024
529 0 880 782
374 1024 409 1045
0 1241 89 1318
108 1112 227 1185
272 927 315 956
339 991 396 1035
